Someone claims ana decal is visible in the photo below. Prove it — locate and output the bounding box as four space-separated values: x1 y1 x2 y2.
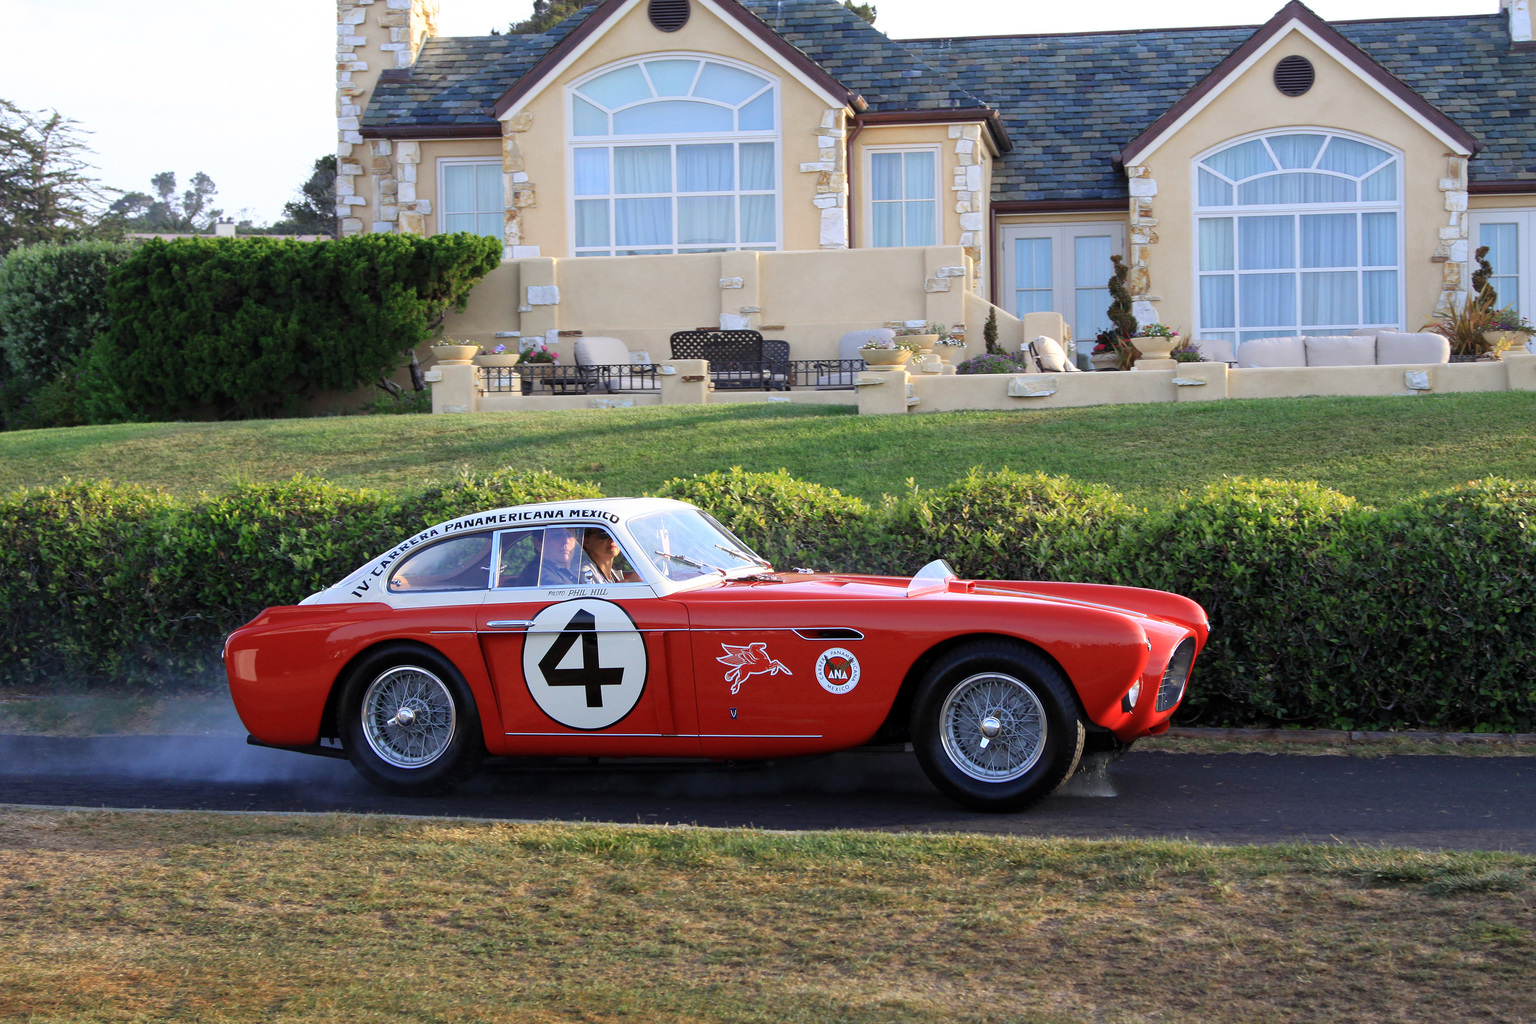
717 642 792 695
522 599 647 730
814 648 860 695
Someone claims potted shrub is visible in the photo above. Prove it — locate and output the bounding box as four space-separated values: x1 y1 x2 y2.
430 338 479 364
894 321 946 356
1483 306 1534 354
1170 339 1206 363
1099 255 1139 369
1423 297 1499 360
955 352 1030 374
858 333 913 369
474 343 521 367
1130 322 1180 363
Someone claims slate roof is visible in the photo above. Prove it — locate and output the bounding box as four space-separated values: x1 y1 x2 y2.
908 12 1536 202
360 0 1534 203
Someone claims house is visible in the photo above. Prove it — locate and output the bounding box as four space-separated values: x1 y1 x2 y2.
336 0 1534 364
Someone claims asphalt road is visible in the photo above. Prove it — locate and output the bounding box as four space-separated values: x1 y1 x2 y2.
3 735 1534 852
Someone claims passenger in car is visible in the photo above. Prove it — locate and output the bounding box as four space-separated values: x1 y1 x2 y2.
582 528 627 583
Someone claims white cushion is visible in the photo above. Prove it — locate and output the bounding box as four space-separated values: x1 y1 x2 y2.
574 336 631 366
1237 336 1306 368
1375 331 1451 365
1032 335 1080 372
1305 335 1377 366
839 329 895 360
1193 338 1236 363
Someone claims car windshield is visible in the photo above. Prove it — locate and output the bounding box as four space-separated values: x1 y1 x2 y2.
627 509 769 582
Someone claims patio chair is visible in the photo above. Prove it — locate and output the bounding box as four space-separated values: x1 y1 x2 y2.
669 329 773 389
575 336 658 393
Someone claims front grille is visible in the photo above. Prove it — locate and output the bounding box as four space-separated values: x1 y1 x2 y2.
1156 637 1197 712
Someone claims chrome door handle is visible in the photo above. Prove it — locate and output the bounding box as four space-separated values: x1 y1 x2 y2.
484 620 534 629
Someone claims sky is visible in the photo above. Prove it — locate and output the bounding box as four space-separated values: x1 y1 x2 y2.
0 0 1502 224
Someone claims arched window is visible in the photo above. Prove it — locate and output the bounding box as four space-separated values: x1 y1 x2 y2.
568 56 778 257
1194 131 1402 344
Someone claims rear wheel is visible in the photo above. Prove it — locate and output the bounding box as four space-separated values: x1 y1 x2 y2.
911 641 1085 812
341 644 484 796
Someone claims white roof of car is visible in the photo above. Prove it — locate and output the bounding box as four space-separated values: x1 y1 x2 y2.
303 496 706 604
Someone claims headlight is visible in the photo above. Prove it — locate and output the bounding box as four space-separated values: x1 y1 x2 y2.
1156 637 1197 712
1121 679 1142 713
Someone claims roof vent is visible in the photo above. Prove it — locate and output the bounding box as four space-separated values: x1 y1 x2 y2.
649 0 689 32
1274 55 1315 96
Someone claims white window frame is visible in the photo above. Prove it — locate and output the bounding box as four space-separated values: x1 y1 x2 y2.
1468 208 1534 316
435 157 504 240
863 144 941 249
565 54 782 257
1191 129 1406 344
997 221 1126 359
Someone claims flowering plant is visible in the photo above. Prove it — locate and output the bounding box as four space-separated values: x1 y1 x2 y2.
895 321 947 338
858 335 897 350
521 340 559 364
1136 322 1179 340
479 343 509 355
955 352 1030 375
1488 306 1534 334
1170 339 1205 363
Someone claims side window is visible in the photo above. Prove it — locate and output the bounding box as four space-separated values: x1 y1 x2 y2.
388 534 495 593
495 529 543 589
578 526 640 584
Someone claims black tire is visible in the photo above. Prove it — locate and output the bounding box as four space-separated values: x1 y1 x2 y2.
910 640 1086 812
340 643 485 796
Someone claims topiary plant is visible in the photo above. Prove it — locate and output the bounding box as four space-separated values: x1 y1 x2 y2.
1106 254 1138 343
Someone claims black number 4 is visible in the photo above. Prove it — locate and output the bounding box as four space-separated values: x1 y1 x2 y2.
538 608 624 707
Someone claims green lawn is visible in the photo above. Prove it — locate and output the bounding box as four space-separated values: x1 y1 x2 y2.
2 392 1534 506
2 809 1532 1024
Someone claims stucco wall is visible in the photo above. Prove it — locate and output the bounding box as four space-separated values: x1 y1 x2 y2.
1135 28 1463 338
439 244 977 361
501 0 845 257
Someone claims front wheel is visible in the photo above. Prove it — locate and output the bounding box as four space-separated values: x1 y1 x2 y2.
911 641 1085 812
341 644 485 796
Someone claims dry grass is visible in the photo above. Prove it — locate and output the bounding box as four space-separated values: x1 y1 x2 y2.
0 808 1532 1023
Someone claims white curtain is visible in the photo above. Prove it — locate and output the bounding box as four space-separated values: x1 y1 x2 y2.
1267 134 1325 170
1301 214 1354 268
1199 218 1234 270
573 149 608 195
1302 272 1357 326
574 200 609 249
678 196 732 246
1239 172 1354 206
740 195 774 244
1239 216 1293 270
614 197 670 248
1201 275 1235 330
614 146 670 194
739 143 774 191
1203 139 1273 180
871 153 901 202
677 144 733 192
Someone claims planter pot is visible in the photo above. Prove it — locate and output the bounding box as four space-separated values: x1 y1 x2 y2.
1089 353 1120 371
901 334 939 355
431 344 479 365
474 352 522 367
860 348 912 370
1129 336 1175 361
1483 331 1528 353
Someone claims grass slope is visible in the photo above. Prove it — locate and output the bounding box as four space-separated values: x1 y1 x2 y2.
1 810 1532 1024
1 392 1533 506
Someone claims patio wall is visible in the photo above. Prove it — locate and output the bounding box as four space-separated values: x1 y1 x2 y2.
900 355 1536 414
439 245 981 363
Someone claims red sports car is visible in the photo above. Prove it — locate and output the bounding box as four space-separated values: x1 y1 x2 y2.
225 497 1206 811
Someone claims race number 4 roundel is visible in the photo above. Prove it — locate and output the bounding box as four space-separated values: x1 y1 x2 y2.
815 647 860 694
522 599 647 730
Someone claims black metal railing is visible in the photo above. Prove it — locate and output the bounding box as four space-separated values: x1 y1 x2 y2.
481 363 660 395
480 358 862 395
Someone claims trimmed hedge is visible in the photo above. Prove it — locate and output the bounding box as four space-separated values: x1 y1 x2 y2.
3 469 1533 732
81 232 503 422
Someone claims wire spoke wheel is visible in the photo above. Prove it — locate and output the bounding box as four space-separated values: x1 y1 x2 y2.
360 666 457 769
939 672 1046 782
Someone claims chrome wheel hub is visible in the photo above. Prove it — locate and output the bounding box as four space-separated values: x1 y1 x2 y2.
939 673 1047 782
361 666 456 769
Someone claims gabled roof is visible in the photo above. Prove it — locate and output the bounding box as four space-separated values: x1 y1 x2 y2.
360 0 989 137
908 11 1535 203
1120 1 1479 166
359 0 1536 203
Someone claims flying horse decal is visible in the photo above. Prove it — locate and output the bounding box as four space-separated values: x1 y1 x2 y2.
717 642 792 694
